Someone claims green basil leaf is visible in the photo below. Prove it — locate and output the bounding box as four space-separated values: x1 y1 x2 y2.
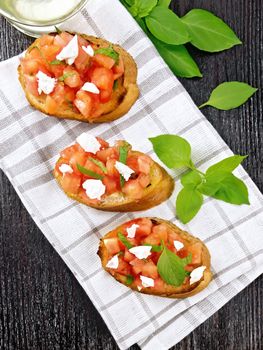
118 232 134 249
181 170 203 189
181 9 242 52
77 164 104 180
149 134 192 169
157 245 188 286
206 155 247 176
130 0 157 18
158 0 171 6
200 173 250 205
145 6 189 45
94 46 119 63
181 253 192 266
199 82 257 110
119 145 129 187
176 188 203 224
58 72 75 82
126 274 134 285
151 38 202 78
143 243 163 252
89 157 108 174
50 59 63 65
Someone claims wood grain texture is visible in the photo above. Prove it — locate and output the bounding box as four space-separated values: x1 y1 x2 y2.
0 1 262 349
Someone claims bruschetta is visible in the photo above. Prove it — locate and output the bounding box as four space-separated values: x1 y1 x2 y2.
18 31 139 123
98 218 212 298
54 134 174 211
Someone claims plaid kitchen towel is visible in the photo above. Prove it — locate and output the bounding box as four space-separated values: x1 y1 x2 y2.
0 0 263 349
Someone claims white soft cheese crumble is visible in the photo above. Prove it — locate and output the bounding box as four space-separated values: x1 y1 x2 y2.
173 240 184 251
76 133 101 153
126 224 139 238
190 266 206 285
36 71 56 95
81 82 100 94
129 246 152 259
106 255 119 269
140 275 154 288
114 161 134 181
59 164 73 174
56 34 79 65
82 179 105 200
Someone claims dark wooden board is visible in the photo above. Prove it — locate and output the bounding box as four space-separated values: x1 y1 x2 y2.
0 1 262 349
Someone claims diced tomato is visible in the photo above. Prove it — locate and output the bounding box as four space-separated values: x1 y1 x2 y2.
77 35 89 47
123 250 135 263
135 218 153 237
83 158 104 176
130 258 145 275
100 89 112 103
39 34 54 46
24 75 39 96
74 90 93 117
74 46 90 73
106 159 119 177
28 46 43 60
141 260 158 279
187 243 202 265
126 156 140 173
115 258 131 275
64 86 76 102
60 32 74 44
41 45 61 62
137 155 153 174
96 147 118 163
50 83 66 105
167 231 182 246
177 248 190 259
154 277 165 290
91 67 114 91
49 61 67 78
21 58 48 76
113 56 124 80
53 32 73 49
151 252 162 265
93 54 115 69
104 238 120 255
122 179 144 199
143 232 161 246
102 176 119 195
69 151 87 174
60 144 84 160
60 173 81 194
96 137 109 149
62 67 82 88
138 174 150 188
46 95 57 114
152 224 168 242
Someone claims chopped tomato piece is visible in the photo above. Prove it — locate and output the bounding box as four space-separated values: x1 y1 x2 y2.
46 96 57 114
122 179 144 199
126 156 140 173
21 58 48 76
141 260 158 279
102 176 119 194
93 54 115 69
143 232 161 246
91 67 114 91
187 243 203 265
104 238 120 255
41 45 61 62
135 218 153 237
152 224 168 242
74 45 90 73
60 144 84 160
115 258 132 275
96 147 118 163
50 83 66 105
96 137 109 149
123 250 135 263
49 61 67 78
74 91 93 117
64 86 76 102
113 56 124 80
83 158 104 176
137 155 153 174
106 159 119 177
39 34 54 46
62 67 82 88
60 173 81 194
100 89 112 103
24 75 39 96
130 258 145 275
177 248 190 259
69 151 87 174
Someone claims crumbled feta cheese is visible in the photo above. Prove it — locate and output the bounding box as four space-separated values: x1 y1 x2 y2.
126 224 139 238
173 240 184 251
76 133 101 153
129 246 152 259
56 34 79 65
82 45 94 56
114 161 134 181
190 266 206 285
59 164 73 174
82 179 105 200
36 71 56 95
106 254 119 269
81 82 100 94
140 275 154 288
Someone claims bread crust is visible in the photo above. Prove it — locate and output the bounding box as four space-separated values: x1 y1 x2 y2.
54 151 174 211
98 218 212 298
18 33 139 123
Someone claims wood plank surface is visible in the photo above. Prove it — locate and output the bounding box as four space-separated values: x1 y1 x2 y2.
0 1 262 349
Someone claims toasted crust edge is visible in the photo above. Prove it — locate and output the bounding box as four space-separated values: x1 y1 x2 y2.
54 151 174 212
98 218 212 298
18 33 139 123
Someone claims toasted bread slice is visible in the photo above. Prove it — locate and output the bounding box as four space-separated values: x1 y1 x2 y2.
18 33 139 123
54 150 174 211
98 218 212 298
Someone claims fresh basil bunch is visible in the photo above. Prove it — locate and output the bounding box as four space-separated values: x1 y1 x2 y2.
150 135 250 224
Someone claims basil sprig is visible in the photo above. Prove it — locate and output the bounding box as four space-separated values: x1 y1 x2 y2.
94 45 119 63
89 158 108 173
118 232 134 249
119 145 129 187
149 135 250 224
157 244 192 286
199 82 258 110
77 164 104 180
50 59 63 65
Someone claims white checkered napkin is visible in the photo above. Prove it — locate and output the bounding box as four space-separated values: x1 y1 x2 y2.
0 0 263 349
